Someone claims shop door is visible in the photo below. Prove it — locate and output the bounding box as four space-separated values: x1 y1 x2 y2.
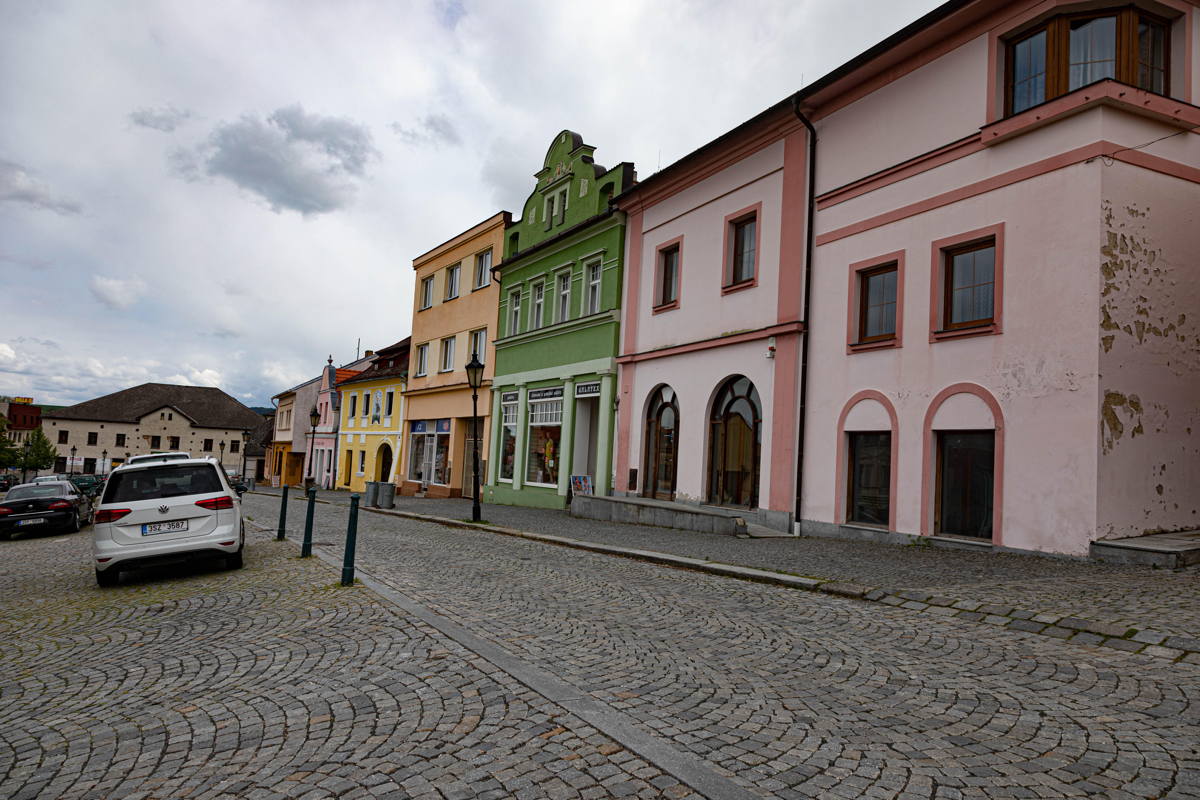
935 431 994 539
642 386 678 500
707 376 761 508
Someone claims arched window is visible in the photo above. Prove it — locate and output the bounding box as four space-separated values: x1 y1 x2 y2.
708 376 761 507
642 386 679 500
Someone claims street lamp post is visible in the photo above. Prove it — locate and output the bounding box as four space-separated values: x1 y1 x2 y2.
219 440 226 471
241 429 250 485
101 449 107 476
306 406 319 490
465 354 485 523
21 440 30 484
70 446 77 477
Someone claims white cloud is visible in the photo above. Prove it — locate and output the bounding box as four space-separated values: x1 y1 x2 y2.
0 159 82 215
88 275 148 311
129 105 195 132
0 343 16 364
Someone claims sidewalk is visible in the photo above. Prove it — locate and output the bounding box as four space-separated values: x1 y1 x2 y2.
251 486 1200 663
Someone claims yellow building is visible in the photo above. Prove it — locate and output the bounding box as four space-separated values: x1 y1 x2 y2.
335 339 410 493
401 212 507 498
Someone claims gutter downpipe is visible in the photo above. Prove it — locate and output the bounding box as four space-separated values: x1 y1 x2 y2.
791 94 817 536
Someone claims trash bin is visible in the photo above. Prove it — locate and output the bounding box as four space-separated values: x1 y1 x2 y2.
363 481 380 508
377 482 396 509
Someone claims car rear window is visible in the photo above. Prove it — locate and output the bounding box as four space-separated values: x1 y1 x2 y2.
103 465 223 503
5 485 66 500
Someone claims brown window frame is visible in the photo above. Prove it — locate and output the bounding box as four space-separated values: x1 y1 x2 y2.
942 239 997 331
654 239 682 311
846 431 892 527
726 216 757 288
1005 6 1171 117
857 264 899 344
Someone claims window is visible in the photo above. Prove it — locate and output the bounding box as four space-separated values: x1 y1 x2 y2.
203 439 213 452
474 249 492 289
169 436 180 450
847 432 891 526
945 242 995 329
936 431 995 539
859 265 898 342
115 433 126 447
728 215 757 287
557 272 571 321
544 193 557 230
586 262 602 314
415 344 428 377
444 263 460 300
526 399 563 485
348 394 358 417
499 398 517 481
1007 8 1169 115
420 276 434 309
469 328 487 363
87 432 98 446
229 440 239 453
361 392 369 417
150 435 162 449
656 242 680 309
508 290 522 335
532 283 545 328
58 430 68 444
439 336 456 372
358 450 366 475
385 390 394 417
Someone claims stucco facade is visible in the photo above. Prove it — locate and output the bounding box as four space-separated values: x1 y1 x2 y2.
402 213 507 499
335 340 409 494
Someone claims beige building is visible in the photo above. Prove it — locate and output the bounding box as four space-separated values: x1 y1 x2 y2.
41 383 263 475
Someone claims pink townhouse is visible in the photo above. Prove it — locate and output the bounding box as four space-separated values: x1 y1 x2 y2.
616 0 1200 554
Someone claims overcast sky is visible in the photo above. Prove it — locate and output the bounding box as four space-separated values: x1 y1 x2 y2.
0 0 942 408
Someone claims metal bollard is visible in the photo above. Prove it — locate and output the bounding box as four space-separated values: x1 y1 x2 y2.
341 494 360 586
276 485 289 541
301 487 316 558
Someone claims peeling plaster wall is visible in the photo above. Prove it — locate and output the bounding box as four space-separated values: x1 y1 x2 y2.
1096 163 1200 539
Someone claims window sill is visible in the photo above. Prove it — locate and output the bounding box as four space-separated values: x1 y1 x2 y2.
721 278 757 296
418 305 432 312
930 323 1000 342
847 337 900 354
524 481 557 489
444 295 459 302
652 300 679 315
471 283 490 292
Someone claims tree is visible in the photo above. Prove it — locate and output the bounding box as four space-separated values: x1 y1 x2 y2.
0 415 16 470
21 429 57 476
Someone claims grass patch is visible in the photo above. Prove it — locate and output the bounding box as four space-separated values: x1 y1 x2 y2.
458 518 492 525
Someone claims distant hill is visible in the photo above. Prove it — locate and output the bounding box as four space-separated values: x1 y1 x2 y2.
249 406 274 415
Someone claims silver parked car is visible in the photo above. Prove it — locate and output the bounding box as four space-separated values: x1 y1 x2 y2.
92 456 245 587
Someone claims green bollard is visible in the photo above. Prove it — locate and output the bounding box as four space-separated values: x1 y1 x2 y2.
341 494 360 586
301 487 316 558
276 485 289 541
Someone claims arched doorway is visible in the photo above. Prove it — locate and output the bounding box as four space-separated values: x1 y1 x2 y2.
375 442 393 483
642 385 679 500
708 376 761 508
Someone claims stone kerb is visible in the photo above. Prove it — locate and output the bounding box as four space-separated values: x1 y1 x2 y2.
570 495 739 535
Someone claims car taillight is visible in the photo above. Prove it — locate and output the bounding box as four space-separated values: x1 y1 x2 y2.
0 506 11 516
95 508 132 523
195 496 234 510
48 500 72 510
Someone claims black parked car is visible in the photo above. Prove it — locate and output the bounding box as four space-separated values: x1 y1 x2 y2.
0 481 94 538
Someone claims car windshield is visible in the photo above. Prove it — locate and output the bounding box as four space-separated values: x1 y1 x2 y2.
6 485 67 500
103 465 222 503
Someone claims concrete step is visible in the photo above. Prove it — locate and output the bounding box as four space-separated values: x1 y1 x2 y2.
1090 529 1200 568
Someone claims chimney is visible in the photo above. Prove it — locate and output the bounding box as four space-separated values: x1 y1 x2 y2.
364 350 375 357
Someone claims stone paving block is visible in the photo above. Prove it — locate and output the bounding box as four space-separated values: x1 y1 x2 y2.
1008 619 1045 634
1164 635 1200 652
1100 637 1144 653
982 614 1011 626
1070 631 1106 646
1130 629 1168 645
1040 626 1074 639
1141 645 1184 660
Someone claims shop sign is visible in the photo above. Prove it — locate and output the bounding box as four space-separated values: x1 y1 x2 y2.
528 387 563 401
574 382 601 398
11 397 34 404
435 419 451 433
410 420 429 433
501 391 519 404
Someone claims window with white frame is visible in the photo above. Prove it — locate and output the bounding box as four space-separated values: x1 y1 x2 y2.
420 276 434 309
586 262 602 314
347 394 357 418
499 397 517 481
474 249 492 289
385 390 394 417
415 343 429 376
361 391 369 417
557 272 571 322
444 263 460 300
532 282 545 328
526 399 563 486
469 328 486 363
508 290 521 335
358 450 366 475
439 336 456 372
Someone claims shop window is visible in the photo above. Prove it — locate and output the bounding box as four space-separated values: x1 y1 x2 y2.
525 399 563 486
936 431 995 539
499 400 517 481
847 432 891 526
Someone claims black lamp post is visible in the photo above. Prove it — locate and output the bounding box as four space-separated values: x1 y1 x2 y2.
101 449 107 476
21 439 30 483
465 354 485 523
219 440 226 472
307 406 319 485
70 445 77 476
241 429 250 484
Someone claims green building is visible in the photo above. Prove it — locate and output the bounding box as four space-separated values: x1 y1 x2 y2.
486 131 635 508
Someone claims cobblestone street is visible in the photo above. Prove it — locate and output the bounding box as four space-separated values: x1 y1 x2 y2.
1 494 1198 799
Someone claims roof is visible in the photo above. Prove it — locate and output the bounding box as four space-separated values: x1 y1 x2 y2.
43 383 264 430
245 413 275 458
338 338 411 387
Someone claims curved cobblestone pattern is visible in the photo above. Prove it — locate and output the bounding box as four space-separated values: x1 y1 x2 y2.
251 495 1200 799
0 525 698 799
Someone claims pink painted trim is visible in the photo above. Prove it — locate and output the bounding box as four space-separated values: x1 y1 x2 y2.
919 383 1005 545
1115 143 1200 184
721 202 762 292
767 335 800 512
845 249 906 354
929 223 1004 342
834 390 899 531
817 135 984 210
617 321 803 365
615 364 635 492
622 209 644 355
777 129 808 321
652 234 684 314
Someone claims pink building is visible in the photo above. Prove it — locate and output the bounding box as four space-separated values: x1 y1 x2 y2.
310 355 371 490
615 0 1200 555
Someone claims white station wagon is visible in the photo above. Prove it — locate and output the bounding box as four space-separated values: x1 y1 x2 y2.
92 456 245 587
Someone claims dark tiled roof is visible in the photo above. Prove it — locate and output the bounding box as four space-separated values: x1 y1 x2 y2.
43 383 264 430
338 338 411 387
245 413 275 458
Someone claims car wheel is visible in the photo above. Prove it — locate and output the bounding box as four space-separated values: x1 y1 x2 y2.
95 567 119 587
226 544 244 570
68 512 81 533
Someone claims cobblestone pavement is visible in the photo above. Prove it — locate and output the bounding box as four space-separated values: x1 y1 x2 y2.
0 524 699 800
255 487 1200 640
247 493 1200 799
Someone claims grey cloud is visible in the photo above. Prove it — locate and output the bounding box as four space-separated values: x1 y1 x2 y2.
129 104 195 132
89 274 148 311
0 252 53 270
391 113 462 148
0 159 82 215
435 0 466 29
172 105 378 215
11 337 59 348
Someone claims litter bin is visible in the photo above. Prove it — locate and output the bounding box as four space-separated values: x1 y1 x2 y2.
363 481 380 508
377 482 396 509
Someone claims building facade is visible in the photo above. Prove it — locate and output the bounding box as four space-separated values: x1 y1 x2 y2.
1 399 41 446
486 131 635 508
310 356 370 490
402 213 507 498
335 339 410 493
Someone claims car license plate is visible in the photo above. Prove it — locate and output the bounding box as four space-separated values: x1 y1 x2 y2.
17 518 45 526
142 520 188 535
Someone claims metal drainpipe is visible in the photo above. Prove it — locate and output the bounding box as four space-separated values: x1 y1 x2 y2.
791 94 817 535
